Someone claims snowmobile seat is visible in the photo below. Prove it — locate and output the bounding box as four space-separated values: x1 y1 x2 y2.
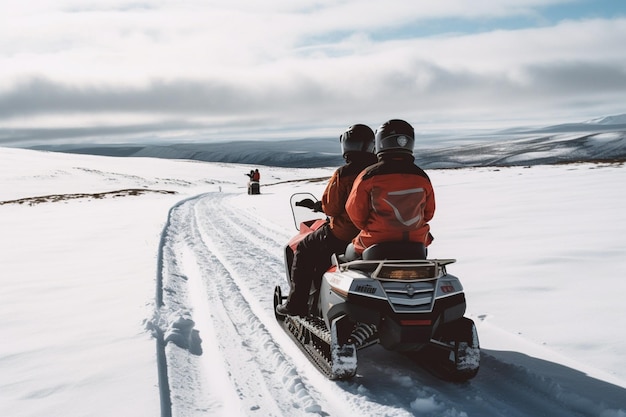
340 244 359 262
339 241 427 263
362 242 427 261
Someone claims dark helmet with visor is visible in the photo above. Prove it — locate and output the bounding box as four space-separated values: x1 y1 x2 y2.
375 119 415 155
340 124 375 158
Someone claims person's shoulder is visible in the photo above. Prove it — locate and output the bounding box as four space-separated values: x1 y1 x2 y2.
334 162 352 176
359 159 387 178
412 164 431 180
339 158 379 178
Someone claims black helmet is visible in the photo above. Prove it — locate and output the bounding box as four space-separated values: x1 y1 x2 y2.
340 124 375 157
375 119 414 155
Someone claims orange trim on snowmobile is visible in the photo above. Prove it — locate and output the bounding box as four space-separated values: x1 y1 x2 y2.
287 218 327 252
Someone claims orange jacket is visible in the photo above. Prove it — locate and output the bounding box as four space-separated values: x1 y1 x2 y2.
345 153 435 254
321 153 377 242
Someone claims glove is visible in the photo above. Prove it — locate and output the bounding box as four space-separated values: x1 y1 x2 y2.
312 201 323 212
295 198 315 209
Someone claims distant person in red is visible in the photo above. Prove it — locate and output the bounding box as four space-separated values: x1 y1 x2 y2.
276 124 378 317
245 169 261 194
345 119 435 257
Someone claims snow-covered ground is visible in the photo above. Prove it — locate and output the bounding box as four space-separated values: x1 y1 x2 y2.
1 147 624 417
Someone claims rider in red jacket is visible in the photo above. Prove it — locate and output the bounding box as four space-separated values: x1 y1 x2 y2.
276 124 377 317
345 119 435 256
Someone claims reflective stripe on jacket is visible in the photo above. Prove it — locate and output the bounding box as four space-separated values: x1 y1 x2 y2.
345 153 435 254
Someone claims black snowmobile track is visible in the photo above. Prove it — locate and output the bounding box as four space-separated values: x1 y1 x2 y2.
277 315 338 379
277 315 379 380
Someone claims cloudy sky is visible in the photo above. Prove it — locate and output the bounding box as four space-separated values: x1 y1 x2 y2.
1 0 625 146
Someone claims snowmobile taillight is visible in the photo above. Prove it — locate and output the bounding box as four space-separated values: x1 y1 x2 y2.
400 319 432 326
440 285 455 293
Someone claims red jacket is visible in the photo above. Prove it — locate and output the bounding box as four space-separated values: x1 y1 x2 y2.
345 153 435 254
321 153 377 242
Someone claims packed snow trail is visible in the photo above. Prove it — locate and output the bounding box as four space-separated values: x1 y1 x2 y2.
154 190 626 417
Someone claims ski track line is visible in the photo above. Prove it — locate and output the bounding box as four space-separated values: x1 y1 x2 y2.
159 196 293 416
218 194 293 247
187 195 333 416
194 195 382 417
157 197 221 417
194 196 287 316
182 237 289 416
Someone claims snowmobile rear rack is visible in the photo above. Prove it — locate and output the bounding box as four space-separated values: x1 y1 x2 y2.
332 256 456 277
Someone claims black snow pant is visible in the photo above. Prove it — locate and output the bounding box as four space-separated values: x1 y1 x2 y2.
286 223 349 315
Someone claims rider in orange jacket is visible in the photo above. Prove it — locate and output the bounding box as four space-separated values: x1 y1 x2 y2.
345 119 435 256
276 124 378 317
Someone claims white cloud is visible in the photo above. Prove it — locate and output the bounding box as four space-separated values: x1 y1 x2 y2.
0 1 625 143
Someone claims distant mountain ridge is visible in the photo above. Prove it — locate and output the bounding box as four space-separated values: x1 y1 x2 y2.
30 115 626 168
585 114 626 125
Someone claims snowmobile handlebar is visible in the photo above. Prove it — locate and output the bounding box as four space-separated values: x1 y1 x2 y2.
295 198 314 208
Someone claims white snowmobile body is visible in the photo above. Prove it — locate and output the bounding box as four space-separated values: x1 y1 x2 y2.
274 193 480 381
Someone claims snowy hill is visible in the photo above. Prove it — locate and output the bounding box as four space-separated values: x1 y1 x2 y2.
27 115 626 169
1 147 625 417
584 114 626 126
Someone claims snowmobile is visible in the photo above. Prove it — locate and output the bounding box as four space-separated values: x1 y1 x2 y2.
248 181 260 195
244 171 261 194
273 193 480 381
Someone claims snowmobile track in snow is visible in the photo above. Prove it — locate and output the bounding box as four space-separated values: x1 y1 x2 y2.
157 193 351 416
